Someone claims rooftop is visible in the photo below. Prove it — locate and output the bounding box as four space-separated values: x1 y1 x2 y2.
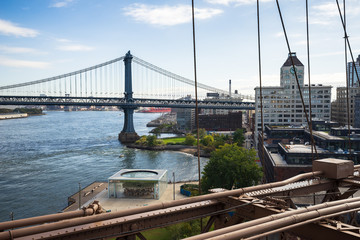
109 169 167 182
282 52 304 67
284 144 326 154
312 131 343 141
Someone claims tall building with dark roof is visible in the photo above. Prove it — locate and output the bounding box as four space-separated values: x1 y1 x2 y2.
254 53 332 145
331 54 360 127
331 87 360 127
347 54 360 87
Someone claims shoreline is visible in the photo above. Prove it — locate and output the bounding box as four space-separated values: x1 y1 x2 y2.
0 113 28 120
125 144 211 157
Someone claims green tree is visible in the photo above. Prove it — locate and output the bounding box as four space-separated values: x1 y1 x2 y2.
166 219 201 239
0 108 12 114
135 136 147 145
233 128 245 146
198 128 207 139
146 135 158 147
184 134 196 146
213 134 231 148
200 135 214 146
201 143 262 193
152 127 161 137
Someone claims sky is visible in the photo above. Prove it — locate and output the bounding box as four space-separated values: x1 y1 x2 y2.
0 0 359 98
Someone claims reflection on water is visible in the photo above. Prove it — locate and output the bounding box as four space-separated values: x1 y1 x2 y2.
122 148 136 169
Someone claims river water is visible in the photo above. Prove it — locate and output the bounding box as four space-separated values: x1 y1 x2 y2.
0 111 207 222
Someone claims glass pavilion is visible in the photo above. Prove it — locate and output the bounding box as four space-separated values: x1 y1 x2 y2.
108 169 168 200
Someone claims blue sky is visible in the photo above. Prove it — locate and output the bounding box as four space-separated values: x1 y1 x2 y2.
0 0 359 98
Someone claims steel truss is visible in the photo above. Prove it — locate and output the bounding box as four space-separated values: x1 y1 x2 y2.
0 96 255 110
1 161 360 240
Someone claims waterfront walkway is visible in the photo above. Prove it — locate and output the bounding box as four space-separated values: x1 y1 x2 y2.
64 181 197 213
63 182 108 212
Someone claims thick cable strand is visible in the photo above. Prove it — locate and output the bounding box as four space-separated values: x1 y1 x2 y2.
275 0 318 157
191 0 202 195
257 0 266 182
306 0 314 160
338 0 352 157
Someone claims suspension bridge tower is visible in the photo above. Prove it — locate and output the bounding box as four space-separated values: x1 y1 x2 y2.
118 51 140 143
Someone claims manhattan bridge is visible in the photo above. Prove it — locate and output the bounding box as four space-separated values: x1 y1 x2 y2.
0 51 255 142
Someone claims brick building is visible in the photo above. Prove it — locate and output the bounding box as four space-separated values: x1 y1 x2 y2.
199 111 242 131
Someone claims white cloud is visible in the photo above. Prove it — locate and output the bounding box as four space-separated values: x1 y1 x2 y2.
293 40 307 46
274 32 283 38
57 44 94 51
0 45 47 55
311 72 345 87
274 32 303 40
311 2 360 25
50 0 74 8
55 38 72 43
0 56 50 68
124 4 223 26
0 19 38 37
312 3 339 18
206 0 271 6
0 46 37 54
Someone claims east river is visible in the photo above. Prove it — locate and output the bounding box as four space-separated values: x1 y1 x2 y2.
0 111 208 222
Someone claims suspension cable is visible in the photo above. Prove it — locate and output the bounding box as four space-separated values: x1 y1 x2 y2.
306 0 314 160
335 0 360 152
256 0 266 182
275 0 318 158
191 0 202 195
338 0 352 158
335 0 360 88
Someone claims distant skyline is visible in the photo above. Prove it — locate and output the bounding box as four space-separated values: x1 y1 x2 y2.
0 0 359 98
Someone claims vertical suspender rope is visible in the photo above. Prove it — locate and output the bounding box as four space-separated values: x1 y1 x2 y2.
75 74 77 97
191 0 203 232
343 0 352 158
191 0 202 196
65 76 67 95
105 65 107 95
85 71 87 97
94 68 97 96
100 67 102 96
276 0 318 158
335 0 360 98
256 0 266 182
80 72 82 97
335 0 360 157
306 0 315 160
90 70 94 97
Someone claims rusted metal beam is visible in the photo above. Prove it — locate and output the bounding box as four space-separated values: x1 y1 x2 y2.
338 186 359 200
248 179 336 198
136 232 147 240
202 216 216 233
185 196 360 240
5 201 224 240
205 203 360 240
0 202 101 231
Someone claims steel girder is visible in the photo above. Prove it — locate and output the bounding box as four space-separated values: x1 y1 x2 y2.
5 201 224 240
0 96 255 109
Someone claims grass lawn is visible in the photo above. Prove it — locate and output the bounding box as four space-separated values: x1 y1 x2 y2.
136 228 172 240
162 137 186 144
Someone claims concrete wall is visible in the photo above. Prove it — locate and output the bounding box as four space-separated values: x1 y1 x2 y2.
0 113 28 120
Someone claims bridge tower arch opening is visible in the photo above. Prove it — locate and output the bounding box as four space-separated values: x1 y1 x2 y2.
118 51 140 143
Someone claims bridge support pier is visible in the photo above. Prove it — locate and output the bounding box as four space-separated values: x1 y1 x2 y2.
118 107 139 143
119 51 139 144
